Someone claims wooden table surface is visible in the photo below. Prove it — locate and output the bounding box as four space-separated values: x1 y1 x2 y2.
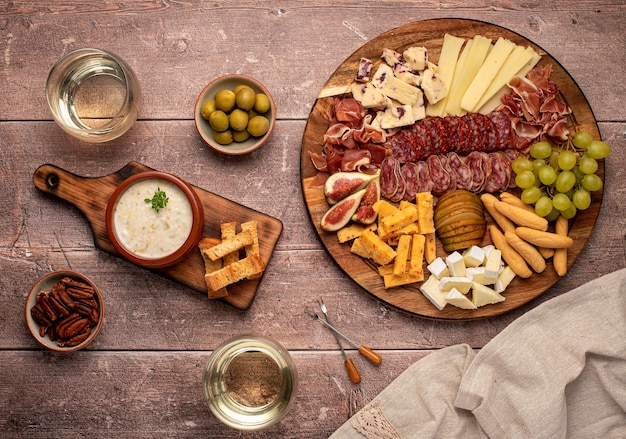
1 1 624 437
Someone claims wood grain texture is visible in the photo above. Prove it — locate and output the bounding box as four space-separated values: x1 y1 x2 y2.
1 1 625 437
301 19 602 319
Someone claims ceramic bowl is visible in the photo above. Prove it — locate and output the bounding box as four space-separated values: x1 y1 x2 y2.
25 270 104 352
194 74 276 155
105 170 205 269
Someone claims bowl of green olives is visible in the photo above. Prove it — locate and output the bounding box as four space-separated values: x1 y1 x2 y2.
194 74 276 155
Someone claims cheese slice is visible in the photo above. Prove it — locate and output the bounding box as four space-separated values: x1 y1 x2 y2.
478 46 541 114
421 68 447 104
380 104 416 129
463 245 485 268
461 37 516 112
426 34 466 116
474 45 534 113
466 266 497 286
403 46 428 71
446 251 466 277
420 275 447 310
472 282 505 307
440 276 473 294
378 74 420 105
495 265 516 293
427 257 449 279
484 248 502 278
444 35 492 116
445 287 478 310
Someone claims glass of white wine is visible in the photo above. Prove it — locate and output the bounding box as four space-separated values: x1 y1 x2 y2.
46 48 141 142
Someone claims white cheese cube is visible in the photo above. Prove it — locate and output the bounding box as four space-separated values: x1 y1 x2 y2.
356 57 373 82
463 245 485 267
381 48 403 68
484 249 502 278
360 83 388 108
495 265 516 293
411 91 426 121
419 275 447 310
472 282 505 307
446 251 466 277
444 287 477 310
466 266 496 285
482 244 496 258
371 64 394 88
421 68 447 104
427 257 449 279
378 75 420 105
393 62 423 86
403 46 428 71
380 104 416 129
439 276 472 294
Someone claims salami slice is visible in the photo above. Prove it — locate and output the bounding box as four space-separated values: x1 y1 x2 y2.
390 133 416 164
462 114 483 153
422 118 444 157
447 152 473 191
416 160 434 193
478 151 494 192
408 124 431 160
465 151 485 193
430 117 451 154
484 151 511 193
401 162 420 201
440 154 457 191
380 157 399 199
389 158 407 202
489 111 513 150
427 154 453 196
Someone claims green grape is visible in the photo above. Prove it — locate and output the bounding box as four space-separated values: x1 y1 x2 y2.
552 193 571 211
515 170 536 189
535 196 553 217
545 207 561 222
532 159 547 173
521 186 542 205
560 204 577 220
572 131 593 149
579 156 598 174
529 141 553 159
557 150 577 171
573 189 591 210
586 140 611 159
581 174 603 192
512 157 533 174
555 170 576 193
538 166 557 185
548 150 560 169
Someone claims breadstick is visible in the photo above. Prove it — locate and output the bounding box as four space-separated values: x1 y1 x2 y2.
480 194 515 234
499 192 536 213
489 225 532 278
553 216 569 276
494 201 549 231
505 231 546 273
537 247 555 259
515 227 574 249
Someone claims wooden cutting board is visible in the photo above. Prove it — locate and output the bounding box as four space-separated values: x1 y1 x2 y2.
300 19 603 319
33 162 283 310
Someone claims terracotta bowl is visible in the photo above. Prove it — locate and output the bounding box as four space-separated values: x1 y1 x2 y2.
25 270 104 352
194 74 276 155
105 170 205 269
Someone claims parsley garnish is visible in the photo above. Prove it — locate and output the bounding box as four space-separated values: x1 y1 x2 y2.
145 188 169 212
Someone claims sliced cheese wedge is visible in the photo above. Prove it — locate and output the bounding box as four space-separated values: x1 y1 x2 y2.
419 275 448 310
445 287 478 310
472 282 505 307
426 34 465 116
461 37 516 113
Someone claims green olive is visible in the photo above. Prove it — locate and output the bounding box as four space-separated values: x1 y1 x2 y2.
235 86 256 111
247 115 270 137
213 129 234 145
254 93 271 113
233 129 250 143
208 110 229 132
233 84 250 95
248 108 259 119
214 89 236 112
201 100 216 120
229 109 249 131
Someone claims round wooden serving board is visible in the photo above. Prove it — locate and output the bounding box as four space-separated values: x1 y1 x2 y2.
300 19 603 320
33 162 283 310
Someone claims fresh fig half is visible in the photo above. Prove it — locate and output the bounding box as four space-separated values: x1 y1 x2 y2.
352 178 380 225
320 189 366 232
324 171 378 204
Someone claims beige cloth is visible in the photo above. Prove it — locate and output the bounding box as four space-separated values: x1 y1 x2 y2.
330 268 626 438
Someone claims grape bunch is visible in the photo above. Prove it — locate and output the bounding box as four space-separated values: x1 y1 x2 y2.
511 131 611 221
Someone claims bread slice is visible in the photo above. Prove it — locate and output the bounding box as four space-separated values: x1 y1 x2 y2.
204 229 253 261
198 238 228 299
205 254 265 292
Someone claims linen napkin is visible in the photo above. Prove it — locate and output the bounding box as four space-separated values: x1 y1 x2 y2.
330 268 626 438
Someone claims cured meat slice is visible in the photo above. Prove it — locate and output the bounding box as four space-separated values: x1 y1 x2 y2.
429 117 451 154
421 119 444 156
401 162 420 201
442 115 461 152
390 134 416 164
427 155 453 196
447 152 473 191
410 124 433 159
477 152 494 192
490 111 513 150
416 160 434 193
484 151 512 193
440 154 457 192
389 158 407 202
380 157 400 199
465 151 486 193
462 114 483 153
